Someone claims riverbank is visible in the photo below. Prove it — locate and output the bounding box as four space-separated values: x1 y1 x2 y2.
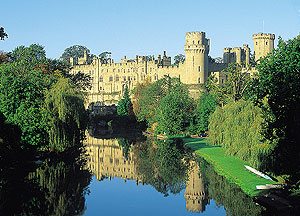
182 137 274 197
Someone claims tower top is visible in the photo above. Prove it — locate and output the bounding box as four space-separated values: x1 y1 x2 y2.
252 33 275 40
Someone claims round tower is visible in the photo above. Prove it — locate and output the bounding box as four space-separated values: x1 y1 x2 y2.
184 161 207 212
252 33 275 62
184 32 210 84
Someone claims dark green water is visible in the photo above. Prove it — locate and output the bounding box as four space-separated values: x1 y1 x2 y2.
0 132 266 216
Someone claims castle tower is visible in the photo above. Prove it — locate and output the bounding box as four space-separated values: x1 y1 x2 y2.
223 47 232 64
184 161 207 212
243 44 250 67
253 33 275 62
184 32 210 84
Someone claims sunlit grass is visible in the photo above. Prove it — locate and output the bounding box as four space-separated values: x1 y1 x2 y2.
183 137 274 197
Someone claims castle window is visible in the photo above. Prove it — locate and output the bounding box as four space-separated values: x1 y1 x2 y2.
198 78 201 83
128 76 130 80
266 42 268 45
99 76 103 82
116 75 119 81
107 69 108 72
109 76 113 82
118 69 120 72
123 76 126 81
128 69 130 72
198 66 201 72
256 42 258 45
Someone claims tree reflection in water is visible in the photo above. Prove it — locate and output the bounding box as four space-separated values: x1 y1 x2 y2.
0 150 91 216
133 138 192 196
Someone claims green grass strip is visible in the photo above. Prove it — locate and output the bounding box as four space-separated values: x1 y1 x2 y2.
183 137 274 197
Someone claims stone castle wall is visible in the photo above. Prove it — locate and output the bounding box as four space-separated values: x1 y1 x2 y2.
70 31 275 105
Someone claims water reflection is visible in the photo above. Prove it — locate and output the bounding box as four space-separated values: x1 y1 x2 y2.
85 132 265 215
0 150 91 216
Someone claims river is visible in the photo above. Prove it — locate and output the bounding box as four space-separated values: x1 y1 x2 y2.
0 130 267 215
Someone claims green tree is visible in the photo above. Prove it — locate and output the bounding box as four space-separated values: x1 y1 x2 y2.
45 78 87 152
60 45 90 63
194 93 217 133
117 85 133 116
0 27 8 40
254 35 300 179
99 51 111 64
156 84 193 136
0 64 52 146
173 54 185 66
136 76 182 124
209 100 273 169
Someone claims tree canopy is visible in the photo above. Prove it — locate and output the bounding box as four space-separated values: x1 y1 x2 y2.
0 27 8 40
254 35 300 179
60 45 90 63
173 54 185 66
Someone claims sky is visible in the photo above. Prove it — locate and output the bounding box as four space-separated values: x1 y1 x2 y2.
1 0 299 61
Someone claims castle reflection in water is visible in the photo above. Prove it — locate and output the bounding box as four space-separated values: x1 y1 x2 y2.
84 133 208 212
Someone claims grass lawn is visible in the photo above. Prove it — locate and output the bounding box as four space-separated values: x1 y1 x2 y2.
182 137 274 197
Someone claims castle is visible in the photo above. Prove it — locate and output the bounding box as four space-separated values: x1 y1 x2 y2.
70 32 275 105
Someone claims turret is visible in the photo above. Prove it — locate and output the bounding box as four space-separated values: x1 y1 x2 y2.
253 33 275 62
243 44 250 67
184 32 210 84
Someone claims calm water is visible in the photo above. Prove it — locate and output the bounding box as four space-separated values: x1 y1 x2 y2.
0 131 266 216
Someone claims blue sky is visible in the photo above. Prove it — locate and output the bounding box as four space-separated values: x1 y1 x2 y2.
1 0 299 61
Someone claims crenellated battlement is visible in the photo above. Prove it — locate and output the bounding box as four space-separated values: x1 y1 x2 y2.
253 33 275 40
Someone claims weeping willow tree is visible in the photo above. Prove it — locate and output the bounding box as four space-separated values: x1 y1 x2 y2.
209 100 274 169
45 78 87 152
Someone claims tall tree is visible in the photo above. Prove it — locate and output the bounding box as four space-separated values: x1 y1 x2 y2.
0 27 8 40
255 35 300 180
61 45 90 63
173 54 185 66
194 93 217 133
117 85 133 116
156 84 193 136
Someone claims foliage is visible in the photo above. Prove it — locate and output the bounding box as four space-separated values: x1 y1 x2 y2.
155 85 194 136
117 85 133 116
0 27 8 40
0 51 10 64
208 100 274 169
132 78 151 116
0 44 88 152
99 51 111 64
254 35 300 179
193 93 217 133
135 76 183 124
45 78 87 152
0 64 52 146
9 44 48 73
206 63 251 105
60 45 90 63
173 54 185 66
